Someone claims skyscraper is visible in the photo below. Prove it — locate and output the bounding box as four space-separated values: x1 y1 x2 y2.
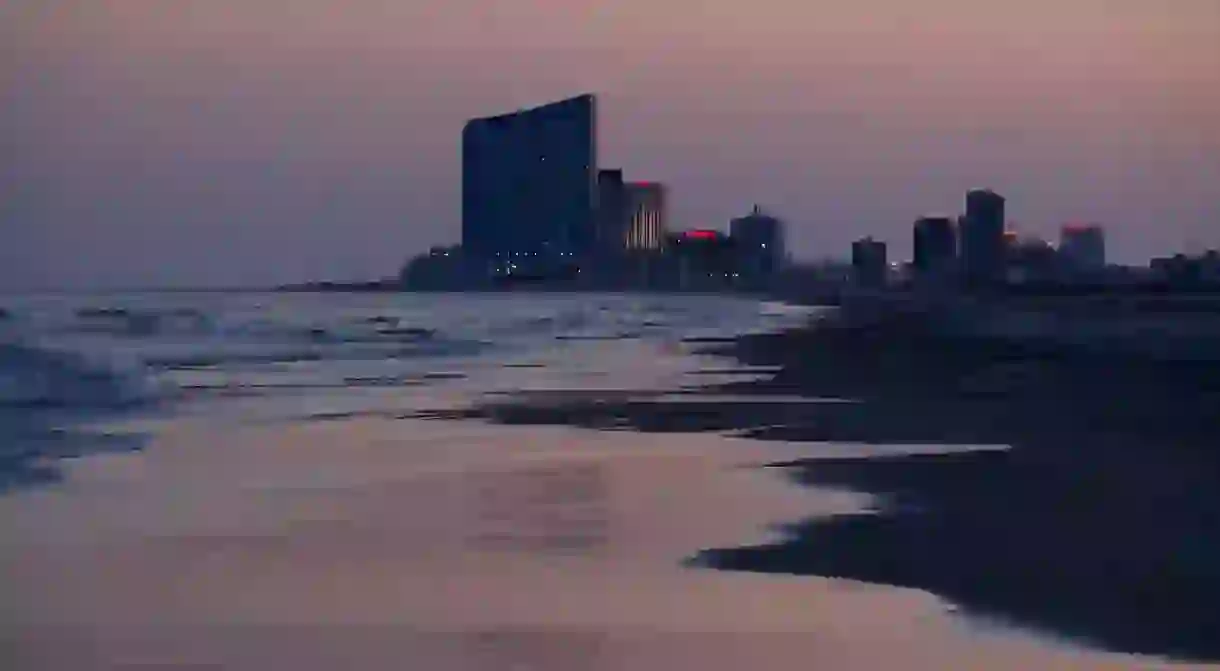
912 216 956 277
851 237 888 287
730 205 786 282
596 169 629 253
461 94 597 263
960 189 1006 284
623 182 667 251
1059 223 1106 272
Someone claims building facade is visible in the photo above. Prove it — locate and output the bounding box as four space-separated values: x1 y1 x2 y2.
670 229 737 289
912 216 957 277
729 205 786 283
960 189 1006 284
461 94 597 264
623 182 667 251
1007 237 1061 284
851 237 888 287
1059 224 1106 272
596 169 629 253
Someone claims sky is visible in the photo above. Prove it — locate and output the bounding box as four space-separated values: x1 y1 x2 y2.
4 0 1219 289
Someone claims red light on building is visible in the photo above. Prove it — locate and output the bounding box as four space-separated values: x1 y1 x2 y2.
683 230 719 240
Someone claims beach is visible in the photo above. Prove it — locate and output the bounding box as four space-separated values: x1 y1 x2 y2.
1 293 1216 669
5 415 1204 670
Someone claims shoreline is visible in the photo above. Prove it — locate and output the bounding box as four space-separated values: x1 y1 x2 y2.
5 416 1198 670
2 311 1217 668
433 312 1220 663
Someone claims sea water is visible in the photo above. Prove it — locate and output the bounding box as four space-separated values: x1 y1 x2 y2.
0 291 817 489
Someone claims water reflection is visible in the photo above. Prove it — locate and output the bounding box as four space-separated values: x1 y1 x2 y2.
461 629 615 670
466 462 610 556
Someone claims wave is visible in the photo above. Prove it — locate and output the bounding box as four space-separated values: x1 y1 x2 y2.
70 306 212 337
141 337 488 371
0 342 154 410
58 305 449 347
0 294 814 424
47 298 710 348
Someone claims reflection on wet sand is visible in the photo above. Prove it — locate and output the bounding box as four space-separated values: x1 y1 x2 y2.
468 463 610 556
461 628 615 671
426 315 1220 664
1 414 1213 670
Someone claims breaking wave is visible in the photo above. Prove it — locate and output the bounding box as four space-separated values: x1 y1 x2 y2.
0 292 818 417
0 342 153 410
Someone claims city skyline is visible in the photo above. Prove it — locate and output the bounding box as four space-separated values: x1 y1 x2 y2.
4 0 1219 288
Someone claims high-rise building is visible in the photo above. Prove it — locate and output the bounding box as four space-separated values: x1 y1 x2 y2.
912 216 956 276
670 229 736 289
960 189 1006 284
851 237 888 287
730 205 786 282
1007 236 1060 284
1059 223 1106 272
596 169 629 253
623 182 666 251
461 94 597 263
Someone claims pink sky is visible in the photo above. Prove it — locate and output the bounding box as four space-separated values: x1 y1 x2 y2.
4 0 1219 287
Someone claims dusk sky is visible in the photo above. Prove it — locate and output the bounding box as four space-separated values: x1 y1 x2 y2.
4 0 1219 289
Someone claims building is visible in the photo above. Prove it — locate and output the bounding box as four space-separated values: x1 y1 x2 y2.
595 174 666 255
729 205 786 284
1007 237 1061 284
623 182 667 251
461 94 597 266
1059 223 1106 272
960 189 1006 284
588 170 666 288
912 216 956 277
1205 251 1220 283
851 237 888 287
596 169 629 253
1150 251 1220 287
669 229 737 289
400 246 478 290
1003 229 1019 251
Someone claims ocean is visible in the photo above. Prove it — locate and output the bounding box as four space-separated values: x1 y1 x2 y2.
0 292 816 488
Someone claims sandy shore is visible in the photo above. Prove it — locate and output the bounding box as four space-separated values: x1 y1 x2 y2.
399 316 1220 664
1 401 1212 670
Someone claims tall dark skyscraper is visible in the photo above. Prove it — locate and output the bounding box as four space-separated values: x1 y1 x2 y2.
1059 223 1106 272
960 189 1006 283
730 205 786 282
596 168 629 253
913 216 957 276
461 95 597 262
851 237 888 287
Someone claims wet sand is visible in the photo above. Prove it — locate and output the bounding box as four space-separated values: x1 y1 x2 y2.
1 407 1212 670
425 315 1220 663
